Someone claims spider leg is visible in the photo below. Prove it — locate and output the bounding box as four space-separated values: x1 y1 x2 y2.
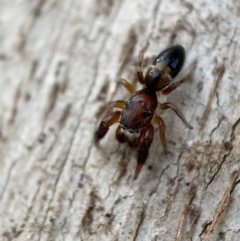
119 79 136 94
134 123 154 179
159 102 192 129
95 111 121 144
106 100 125 115
161 75 190 95
153 114 167 153
116 125 128 143
137 42 149 85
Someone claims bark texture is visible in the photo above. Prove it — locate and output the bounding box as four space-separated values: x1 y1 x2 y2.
1 0 240 240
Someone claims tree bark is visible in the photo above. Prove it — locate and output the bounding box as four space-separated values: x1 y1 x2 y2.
1 0 240 240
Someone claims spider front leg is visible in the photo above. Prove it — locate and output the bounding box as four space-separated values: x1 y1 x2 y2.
134 124 154 179
137 43 149 85
95 100 126 144
159 102 192 129
95 111 121 144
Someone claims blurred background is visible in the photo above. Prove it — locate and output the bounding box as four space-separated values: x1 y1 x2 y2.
0 0 240 240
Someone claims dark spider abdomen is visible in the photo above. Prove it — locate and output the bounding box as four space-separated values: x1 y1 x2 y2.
119 88 158 133
154 45 185 78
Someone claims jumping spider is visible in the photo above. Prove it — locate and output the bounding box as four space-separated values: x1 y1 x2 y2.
95 45 192 179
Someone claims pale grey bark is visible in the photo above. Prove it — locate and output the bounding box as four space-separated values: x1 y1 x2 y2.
1 0 240 241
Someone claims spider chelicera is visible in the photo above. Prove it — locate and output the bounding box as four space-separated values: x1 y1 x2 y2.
95 45 192 179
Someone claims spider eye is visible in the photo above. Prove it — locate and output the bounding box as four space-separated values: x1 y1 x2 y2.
125 100 131 109
143 110 152 118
